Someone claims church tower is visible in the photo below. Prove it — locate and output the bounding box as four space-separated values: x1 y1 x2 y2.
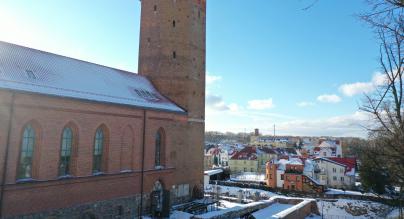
138 0 206 120
138 0 206 195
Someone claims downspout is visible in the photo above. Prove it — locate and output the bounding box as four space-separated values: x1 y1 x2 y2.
0 92 15 218
139 109 146 218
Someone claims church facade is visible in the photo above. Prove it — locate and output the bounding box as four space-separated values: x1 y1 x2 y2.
0 0 206 218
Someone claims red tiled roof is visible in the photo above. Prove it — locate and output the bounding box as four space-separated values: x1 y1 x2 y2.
258 147 276 154
230 146 257 160
327 157 356 173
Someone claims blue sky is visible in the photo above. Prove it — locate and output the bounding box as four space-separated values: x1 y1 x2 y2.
0 1 381 137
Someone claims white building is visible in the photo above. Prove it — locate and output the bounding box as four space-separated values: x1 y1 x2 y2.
314 157 356 189
314 140 343 158
273 158 304 188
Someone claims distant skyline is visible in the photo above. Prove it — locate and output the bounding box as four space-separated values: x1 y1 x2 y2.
0 1 380 138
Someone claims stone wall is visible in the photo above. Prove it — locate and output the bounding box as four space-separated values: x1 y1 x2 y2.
275 199 319 219
4 194 146 219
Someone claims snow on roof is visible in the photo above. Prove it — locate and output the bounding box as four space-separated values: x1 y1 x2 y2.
319 140 340 148
251 203 293 219
258 147 277 154
303 159 314 172
204 169 223 176
288 158 303 165
272 199 314 218
230 146 257 160
0 41 185 113
276 159 290 171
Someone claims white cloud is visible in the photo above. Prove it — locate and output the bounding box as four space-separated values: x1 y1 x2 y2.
297 101 315 107
228 103 240 112
274 111 372 137
247 99 275 110
206 74 222 85
206 111 372 138
206 93 239 112
317 94 341 103
339 73 387 97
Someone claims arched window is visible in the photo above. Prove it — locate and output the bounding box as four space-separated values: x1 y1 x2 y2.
155 129 165 167
59 127 73 176
17 124 35 179
93 128 104 173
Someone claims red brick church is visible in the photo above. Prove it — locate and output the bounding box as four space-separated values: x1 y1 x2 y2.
0 0 206 218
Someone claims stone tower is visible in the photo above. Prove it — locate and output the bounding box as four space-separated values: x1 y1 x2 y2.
138 0 206 196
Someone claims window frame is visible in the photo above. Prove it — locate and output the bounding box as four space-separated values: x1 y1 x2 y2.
155 128 165 168
92 127 106 174
59 127 74 177
17 124 36 180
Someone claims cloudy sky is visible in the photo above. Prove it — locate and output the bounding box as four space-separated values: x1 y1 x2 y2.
0 1 381 137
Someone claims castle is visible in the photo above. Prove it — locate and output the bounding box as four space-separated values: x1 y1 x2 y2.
0 0 206 218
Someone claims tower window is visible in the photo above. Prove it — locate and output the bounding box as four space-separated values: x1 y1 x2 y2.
173 51 177 59
154 5 157 12
173 20 176 27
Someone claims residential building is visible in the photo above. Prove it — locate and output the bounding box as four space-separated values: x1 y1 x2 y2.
266 158 324 193
314 157 356 189
313 140 343 158
229 146 279 174
228 146 259 173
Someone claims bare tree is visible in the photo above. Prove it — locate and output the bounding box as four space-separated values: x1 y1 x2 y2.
358 1 404 218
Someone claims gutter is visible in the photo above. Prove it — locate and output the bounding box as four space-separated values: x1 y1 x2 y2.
0 92 15 218
139 110 146 218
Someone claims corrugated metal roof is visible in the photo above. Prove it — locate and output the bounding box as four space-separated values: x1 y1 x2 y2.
0 41 185 113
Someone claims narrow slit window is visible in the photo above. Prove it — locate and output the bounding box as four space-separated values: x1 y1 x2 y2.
173 51 177 59
173 20 176 27
154 5 157 12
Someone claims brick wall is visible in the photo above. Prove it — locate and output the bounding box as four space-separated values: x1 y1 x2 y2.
0 90 201 217
266 163 277 188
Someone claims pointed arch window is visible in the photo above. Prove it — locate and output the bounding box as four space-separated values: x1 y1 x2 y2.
93 128 104 173
17 124 35 179
59 127 73 176
155 129 165 168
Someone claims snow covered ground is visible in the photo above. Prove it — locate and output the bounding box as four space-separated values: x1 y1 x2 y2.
168 184 398 219
386 208 402 218
205 184 277 199
326 188 377 197
317 199 392 218
230 172 266 183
